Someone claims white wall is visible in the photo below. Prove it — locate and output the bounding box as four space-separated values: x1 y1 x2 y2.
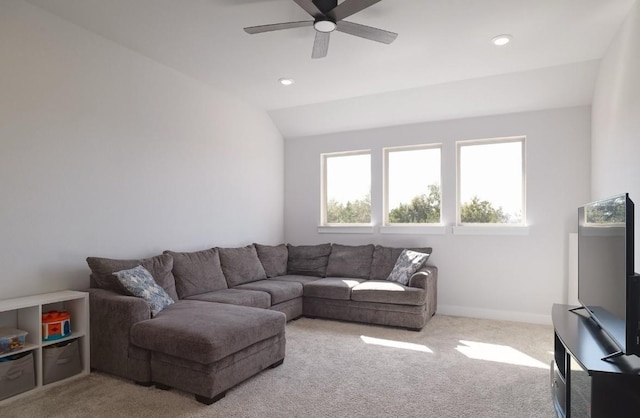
0 0 284 299
592 0 640 268
270 61 598 139
285 107 591 323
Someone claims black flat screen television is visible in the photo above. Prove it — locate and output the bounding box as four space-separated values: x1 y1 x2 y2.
577 193 639 358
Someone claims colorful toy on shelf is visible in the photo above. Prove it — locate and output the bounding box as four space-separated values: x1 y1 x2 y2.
42 311 71 341
0 327 28 354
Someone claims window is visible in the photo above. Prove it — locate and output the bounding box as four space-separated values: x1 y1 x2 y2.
384 145 442 225
321 151 371 225
457 137 525 225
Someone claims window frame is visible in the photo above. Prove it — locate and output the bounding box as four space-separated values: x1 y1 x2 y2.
320 149 372 227
382 143 443 227
455 136 527 228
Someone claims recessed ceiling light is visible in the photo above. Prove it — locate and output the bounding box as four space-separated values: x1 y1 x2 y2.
278 78 294 86
491 34 512 46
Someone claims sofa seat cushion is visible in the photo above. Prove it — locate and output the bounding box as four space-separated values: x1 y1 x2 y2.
184 288 271 309
303 278 366 300
130 300 285 365
267 275 322 285
234 280 303 305
351 280 426 306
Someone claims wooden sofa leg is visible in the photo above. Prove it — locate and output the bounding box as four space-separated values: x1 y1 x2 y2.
155 383 171 390
269 359 284 369
195 391 226 405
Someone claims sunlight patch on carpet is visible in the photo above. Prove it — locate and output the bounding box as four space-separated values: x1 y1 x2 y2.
455 340 548 368
360 336 433 353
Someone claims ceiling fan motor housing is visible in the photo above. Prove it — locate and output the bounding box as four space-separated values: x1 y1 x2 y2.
313 0 338 14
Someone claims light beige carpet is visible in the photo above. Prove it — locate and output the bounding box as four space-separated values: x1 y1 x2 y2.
0 315 555 418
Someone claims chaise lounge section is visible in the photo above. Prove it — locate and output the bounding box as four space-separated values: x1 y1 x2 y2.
87 242 437 404
131 300 285 405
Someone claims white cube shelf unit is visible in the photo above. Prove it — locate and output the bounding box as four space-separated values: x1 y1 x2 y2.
0 290 89 404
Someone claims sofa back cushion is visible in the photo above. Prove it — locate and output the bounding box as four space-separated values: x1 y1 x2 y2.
325 244 374 279
86 253 179 301
218 245 267 287
287 243 331 277
164 248 227 299
369 245 432 280
254 243 288 278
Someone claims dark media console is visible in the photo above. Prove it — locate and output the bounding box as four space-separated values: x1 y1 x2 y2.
551 304 640 417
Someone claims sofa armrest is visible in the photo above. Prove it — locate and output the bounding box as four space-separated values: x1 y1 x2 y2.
408 265 437 289
89 288 150 378
408 265 437 317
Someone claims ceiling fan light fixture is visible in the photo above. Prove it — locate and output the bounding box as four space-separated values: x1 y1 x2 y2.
491 34 512 46
314 19 337 33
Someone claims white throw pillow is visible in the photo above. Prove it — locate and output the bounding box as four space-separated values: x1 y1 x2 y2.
114 265 174 316
386 249 429 285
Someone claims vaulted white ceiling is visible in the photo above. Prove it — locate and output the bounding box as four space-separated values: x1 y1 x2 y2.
25 0 636 137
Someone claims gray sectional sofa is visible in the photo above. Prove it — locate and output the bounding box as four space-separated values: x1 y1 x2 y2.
87 243 437 404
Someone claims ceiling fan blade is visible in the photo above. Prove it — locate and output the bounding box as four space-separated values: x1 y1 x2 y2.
336 21 397 44
244 21 313 34
293 0 325 19
326 0 382 21
312 31 330 59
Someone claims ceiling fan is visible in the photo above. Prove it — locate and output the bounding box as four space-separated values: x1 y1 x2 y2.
244 0 397 59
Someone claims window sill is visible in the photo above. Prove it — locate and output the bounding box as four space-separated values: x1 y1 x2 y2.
380 225 446 235
316 224 529 236
317 225 375 234
452 225 530 236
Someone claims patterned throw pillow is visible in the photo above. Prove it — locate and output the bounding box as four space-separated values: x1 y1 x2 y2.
113 265 175 316
386 249 429 286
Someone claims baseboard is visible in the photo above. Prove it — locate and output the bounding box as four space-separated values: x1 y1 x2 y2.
437 305 552 325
